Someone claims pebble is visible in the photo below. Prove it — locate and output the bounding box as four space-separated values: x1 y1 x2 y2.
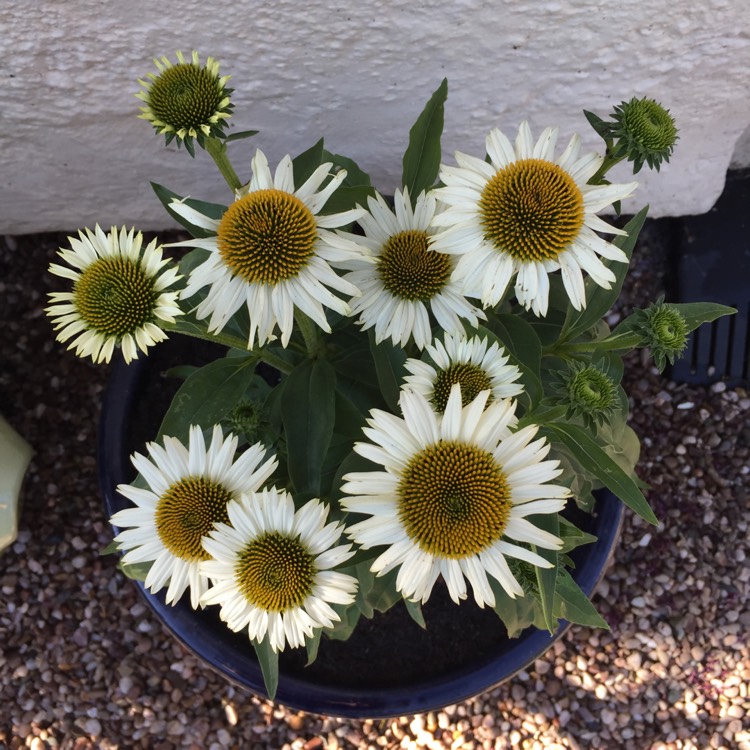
2 227 749 750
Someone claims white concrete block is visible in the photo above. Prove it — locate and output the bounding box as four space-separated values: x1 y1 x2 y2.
2 0 750 233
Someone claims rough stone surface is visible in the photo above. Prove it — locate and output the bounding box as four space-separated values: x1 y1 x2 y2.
2 0 750 233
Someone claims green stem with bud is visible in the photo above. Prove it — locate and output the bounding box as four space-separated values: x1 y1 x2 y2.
588 153 626 186
205 137 242 191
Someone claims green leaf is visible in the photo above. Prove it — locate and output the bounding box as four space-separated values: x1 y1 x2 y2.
150 182 226 239
485 314 543 404
325 601 362 641
321 150 373 188
368 330 407 412
117 559 151 581
558 517 598 554
670 302 736 332
158 355 257 442
488 578 538 637
402 79 448 203
544 422 657 525
252 637 280 699
533 513 559 633
293 139 325 187
224 129 259 143
305 629 322 666
555 569 609 629
280 359 336 496
583 109 612 141
562 207 649 341
404 598 427 629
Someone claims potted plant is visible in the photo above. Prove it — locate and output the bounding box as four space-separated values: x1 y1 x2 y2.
47 51 733 716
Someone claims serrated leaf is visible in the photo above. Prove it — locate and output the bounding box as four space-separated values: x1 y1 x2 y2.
402 79 448 203
488 578 538 637
554 569 609 629
157 355 257 442
280 359 336 496
544 422 657 525
558 517 598 554
151 182 226 239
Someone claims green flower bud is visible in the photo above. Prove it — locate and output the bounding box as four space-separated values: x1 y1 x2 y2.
226 400 263 441
609 97 678 173
555 362 618 429
136 51 234 155
638 299 688 372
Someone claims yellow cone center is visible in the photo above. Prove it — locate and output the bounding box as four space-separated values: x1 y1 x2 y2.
217 189 318 285
235 532 316 611
479 158 585 262
378 230 451 301
398 440 511 558
155 477 232 561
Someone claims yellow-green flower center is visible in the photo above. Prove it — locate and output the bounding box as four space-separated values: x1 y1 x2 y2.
155 477 233 561
74 257 158 337
398 441 511 558
147 63 224 133
378 230 451 301
217 189 318 285
235 532 316 611
567 366 616 413
479 158 585 262
431 363 493 412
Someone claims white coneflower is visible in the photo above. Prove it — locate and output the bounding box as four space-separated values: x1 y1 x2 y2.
343 188 483 349
403 332 524 412
46 225 182 363
431 122 637 316
110 425 277 609
171 149 367 348
201 489 358 652
341 386 569 606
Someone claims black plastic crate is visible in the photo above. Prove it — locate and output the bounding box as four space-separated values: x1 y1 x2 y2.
671 169 750 385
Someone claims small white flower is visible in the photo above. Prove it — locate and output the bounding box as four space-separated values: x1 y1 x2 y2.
201 489 358 652
341 386 569 607
342 188 484 349
404 332 524 412
431 122 638 316
170 149 367 349
110 425 277 609
46 226 182 364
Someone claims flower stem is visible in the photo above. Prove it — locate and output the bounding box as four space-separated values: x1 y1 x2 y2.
162 319 249 351
205 137 242 191
588 153 626 185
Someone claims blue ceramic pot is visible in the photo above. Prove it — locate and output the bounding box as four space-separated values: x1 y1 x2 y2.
99 339 624 719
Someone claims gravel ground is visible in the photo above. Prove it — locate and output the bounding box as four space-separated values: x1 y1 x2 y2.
0 224 748 750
